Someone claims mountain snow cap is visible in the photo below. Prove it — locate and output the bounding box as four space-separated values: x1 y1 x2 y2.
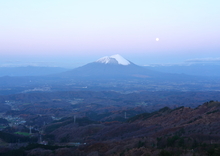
96 54 131 65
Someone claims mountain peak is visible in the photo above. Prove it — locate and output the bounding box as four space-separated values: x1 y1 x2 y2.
95 54 131 65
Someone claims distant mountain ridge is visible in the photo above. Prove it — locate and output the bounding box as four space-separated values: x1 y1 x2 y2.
0 55 215 92
146 64 220 77
60 54 200 81
1 55 220 78
61 54 164 79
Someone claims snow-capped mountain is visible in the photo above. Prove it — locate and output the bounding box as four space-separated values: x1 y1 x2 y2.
61 54 160 79
60 54 195 81
95 54 131 65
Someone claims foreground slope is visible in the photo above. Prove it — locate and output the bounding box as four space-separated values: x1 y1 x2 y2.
38 101 220 156
1 98 220 155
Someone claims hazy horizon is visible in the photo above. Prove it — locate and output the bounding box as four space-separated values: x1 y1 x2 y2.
1 0 219 68
2 54 220 68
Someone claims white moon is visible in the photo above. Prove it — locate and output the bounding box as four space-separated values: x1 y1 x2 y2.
156 38 159 41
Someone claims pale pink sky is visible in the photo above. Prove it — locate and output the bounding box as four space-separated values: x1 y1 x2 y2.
0 0 219 67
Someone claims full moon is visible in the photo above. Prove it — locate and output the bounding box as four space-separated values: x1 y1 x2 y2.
156 38 159 41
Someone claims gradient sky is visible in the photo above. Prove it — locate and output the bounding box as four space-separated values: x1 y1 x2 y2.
0 0 220 67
